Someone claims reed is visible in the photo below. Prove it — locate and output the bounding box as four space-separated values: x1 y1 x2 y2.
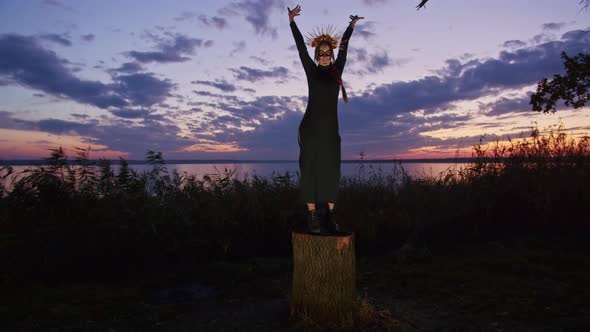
0 124 588 284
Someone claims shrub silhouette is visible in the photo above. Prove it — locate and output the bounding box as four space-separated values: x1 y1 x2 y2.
0 124 588 284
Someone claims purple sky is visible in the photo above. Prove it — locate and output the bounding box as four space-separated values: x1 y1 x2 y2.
0 0 589 160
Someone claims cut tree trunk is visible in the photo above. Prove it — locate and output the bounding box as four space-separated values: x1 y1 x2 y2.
290 231 356 326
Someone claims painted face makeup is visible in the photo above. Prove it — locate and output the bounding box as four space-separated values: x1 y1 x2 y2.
318 49 332 57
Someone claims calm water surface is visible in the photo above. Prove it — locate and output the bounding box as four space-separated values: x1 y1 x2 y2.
6 162 468 182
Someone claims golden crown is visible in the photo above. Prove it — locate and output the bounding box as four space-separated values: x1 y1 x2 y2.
305 25 342 49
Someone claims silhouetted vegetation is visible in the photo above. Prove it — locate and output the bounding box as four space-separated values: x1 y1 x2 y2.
531 51 590 113
0 125 589 286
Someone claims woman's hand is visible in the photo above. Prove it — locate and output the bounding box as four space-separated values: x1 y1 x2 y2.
288 5 301 23
349 14 364 28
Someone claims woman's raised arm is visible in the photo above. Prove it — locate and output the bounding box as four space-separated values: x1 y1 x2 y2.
335 15 364 71
288 5 314 74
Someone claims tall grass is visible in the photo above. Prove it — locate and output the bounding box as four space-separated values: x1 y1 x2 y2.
0 125 588 284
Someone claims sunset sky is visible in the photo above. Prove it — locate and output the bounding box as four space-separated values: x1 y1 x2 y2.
0 0 589 160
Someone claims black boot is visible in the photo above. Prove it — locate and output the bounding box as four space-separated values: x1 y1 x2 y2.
316 203 334 235
306 209 321 234
326 208 341 234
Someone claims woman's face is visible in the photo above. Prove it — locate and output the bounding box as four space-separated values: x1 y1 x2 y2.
317 44 332 66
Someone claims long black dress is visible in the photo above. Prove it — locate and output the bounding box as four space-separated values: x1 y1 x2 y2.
290 21 354 204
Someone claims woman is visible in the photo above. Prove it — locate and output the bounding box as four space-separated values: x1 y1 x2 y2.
288 5 363 234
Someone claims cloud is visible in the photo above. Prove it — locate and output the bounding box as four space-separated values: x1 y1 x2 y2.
353 21 377 40
81 34 95 42
198 15 229 30
211 109 303 158
112 73 175 107
0 111 186 159
191 96 300 134
431 59 463 77
174 11 229 29
359 0 389 5
39 33 72 46
90 119 187 158
109 109 152 119
4 28 589 160
192 90 239 101
542 22 566 31
117 27 590 158
328 28 589 156
561 29 590 42
530 33 553 45
479 95 535 116
174 11 198 21
250 55 272 66
191 79 237 92
127 34 211 63
348 48 403 75
0 33 128 108
0 111 39 131
112 62 144 74
227 0 286 39
182 95 305 158
71 113 90 120
43 0 64 6
182 91 483 159
37 118 95 135
349 47 369 62
0 33 175 109
368 51 392 68
230 41 246 57
0 112 98 136
501 40 527 49
229 66 290 82
42 0 76 12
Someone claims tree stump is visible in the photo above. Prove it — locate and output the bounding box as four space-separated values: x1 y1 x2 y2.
290 231 356 326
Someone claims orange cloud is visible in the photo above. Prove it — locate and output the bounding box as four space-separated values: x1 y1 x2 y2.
0 129 128 160
182 141 248 153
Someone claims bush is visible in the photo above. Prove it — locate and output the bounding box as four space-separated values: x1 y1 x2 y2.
0 124 588 284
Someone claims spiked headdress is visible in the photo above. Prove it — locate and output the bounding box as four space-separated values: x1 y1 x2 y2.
305 25 342 49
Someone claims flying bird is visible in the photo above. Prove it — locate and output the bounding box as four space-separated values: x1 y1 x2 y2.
416 0 429 10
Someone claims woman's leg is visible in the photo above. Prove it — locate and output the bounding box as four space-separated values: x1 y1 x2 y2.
298 129 318 205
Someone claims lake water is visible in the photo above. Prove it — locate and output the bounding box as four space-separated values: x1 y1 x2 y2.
4 161 469 182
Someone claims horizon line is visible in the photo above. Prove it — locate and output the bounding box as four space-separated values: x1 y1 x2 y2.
0 157 479 166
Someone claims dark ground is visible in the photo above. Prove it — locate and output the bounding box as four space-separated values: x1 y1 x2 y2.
2 233 589 332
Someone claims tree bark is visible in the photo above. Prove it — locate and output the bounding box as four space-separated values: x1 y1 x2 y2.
290 231 356 326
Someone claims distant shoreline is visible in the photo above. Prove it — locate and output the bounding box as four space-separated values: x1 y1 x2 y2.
0 158 476 166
